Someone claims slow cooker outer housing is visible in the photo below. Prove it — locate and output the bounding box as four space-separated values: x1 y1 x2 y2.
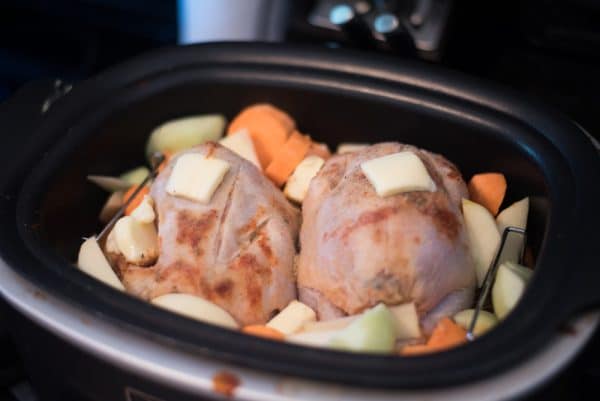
0 43 599 389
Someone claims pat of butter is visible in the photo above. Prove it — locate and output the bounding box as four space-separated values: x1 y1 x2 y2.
113 216 159 265
283 155 325 203
360 151 436 197
219 128 261 168
166 153 230 204
130 195 156 223
267 300 316 336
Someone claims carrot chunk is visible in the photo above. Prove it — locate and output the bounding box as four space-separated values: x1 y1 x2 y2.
124 185 150 216
401 317 467 355
227 104 295 168
468 173 507 216
242 325 285 341
265 132 312 186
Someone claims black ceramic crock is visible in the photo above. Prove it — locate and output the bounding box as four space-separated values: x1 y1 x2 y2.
0 43 599 389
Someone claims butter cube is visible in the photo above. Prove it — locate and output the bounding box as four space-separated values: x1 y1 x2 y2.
360 151 436 197
219 128 261 168
113 216 159 265
283 156 325 203
130 195 156 224
267 300 316 335
166 153 230 204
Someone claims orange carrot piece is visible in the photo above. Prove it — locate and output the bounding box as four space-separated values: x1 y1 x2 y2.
400 344 435 356
242 325 285 341
401 317 467 356
468 173 507 216
427 317 467 349
227 104 295 168
265 132 312 186
124 185 150 216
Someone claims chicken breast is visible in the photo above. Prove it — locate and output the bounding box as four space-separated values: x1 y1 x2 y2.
297 142 476 332
109 143 300 326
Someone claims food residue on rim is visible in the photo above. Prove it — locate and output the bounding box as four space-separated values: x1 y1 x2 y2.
212 370 240 398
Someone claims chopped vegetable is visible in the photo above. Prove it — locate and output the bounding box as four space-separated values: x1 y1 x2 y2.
453 309 498 336
329 303 396 353
265 132 312 186
496 197 529 233
130 195 156 224
165 153 230 204
242 325 285 340
124 185 150 216
77 236 125 291
468 173 507 216
87 175 131 192
402 317 467 355
361 151 436 197
492 261 533 319
146 114 226 161
219 128 261 168
266 300 316 335
151 293 239 329
120 166 150 186
227 104 295 168
389 302 421 340
283 155 325 203
462 198 501 286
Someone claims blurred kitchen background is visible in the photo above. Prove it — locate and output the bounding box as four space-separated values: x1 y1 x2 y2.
1 0 599 400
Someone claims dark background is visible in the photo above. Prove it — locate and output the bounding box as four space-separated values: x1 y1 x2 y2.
1 0 599 400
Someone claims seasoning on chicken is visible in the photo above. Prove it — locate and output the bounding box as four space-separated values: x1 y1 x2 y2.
107 143 300 326
297 142 476 333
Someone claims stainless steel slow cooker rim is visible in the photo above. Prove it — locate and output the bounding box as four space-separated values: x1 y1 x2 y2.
1 256 597 401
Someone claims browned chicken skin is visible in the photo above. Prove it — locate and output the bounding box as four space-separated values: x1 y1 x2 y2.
108 143 300 326
297 143 476 333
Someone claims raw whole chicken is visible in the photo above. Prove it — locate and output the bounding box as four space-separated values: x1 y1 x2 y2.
297 142 476 333
108 143 300 326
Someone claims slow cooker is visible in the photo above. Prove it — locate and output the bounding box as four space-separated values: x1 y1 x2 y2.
0 43 599 401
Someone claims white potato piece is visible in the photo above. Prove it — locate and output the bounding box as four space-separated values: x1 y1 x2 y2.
337 143 369 154
361 151 436 197
492 262 533 319
389 302 421 340
120 166 150 186
301 315 356 333
77 237 124 291
146 114 226 160
113 216 159 265
497 197 529 233
287 329 342 348
453 309 498 336
329 304 396 353
462 198 501 286
151 293 238 329
283 156 325 203
166 153 230 204
87 175 131 192
266 300 316 335
219 128 261 168
130 195 156 224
